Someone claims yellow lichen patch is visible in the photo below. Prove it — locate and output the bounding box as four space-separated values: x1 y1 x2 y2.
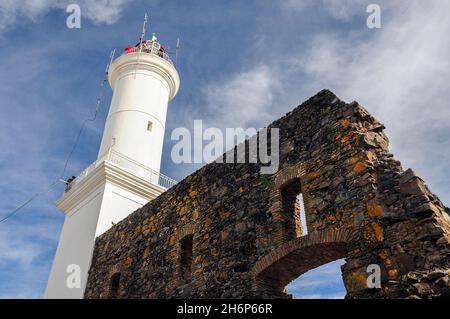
353 162 367 173
239 186 245 193
340 118 350 130
125 256 133 267
192 210 199 221
367 151 376 163
168 235 177 246
367 204 383 217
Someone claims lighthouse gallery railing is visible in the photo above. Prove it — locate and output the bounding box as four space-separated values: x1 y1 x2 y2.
65 148 177 192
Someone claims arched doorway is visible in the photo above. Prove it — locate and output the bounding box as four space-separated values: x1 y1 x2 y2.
286 259 346 298
252 229 356 298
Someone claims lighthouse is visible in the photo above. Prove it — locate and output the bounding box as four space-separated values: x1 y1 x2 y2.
45 25 180 298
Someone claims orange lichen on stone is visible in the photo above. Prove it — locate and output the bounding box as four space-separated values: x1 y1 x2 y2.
344 269 368 291
192 210 199 221
204 217 213 228
125 256 133 267
351 156 360 164
189 190 198 197
178 206 188 216
367 204 383 217
353 162 367 173
308 171 320 180
341 135 351 143
239 186 245 193
388 269 399 279
168 235 177 246
341 131 355 144
378 250 389 260
143 247 150 259
194 267 203 274
371 222 384 242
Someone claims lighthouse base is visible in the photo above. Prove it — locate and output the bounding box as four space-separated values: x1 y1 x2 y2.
45 158 168 298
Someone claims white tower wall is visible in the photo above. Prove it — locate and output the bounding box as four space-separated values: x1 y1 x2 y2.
46 48 179 299
98 52 179 172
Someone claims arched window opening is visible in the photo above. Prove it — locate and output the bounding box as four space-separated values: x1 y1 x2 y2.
281 178 307 240
286 259 346 299
109 272 121 299
180 235 193 280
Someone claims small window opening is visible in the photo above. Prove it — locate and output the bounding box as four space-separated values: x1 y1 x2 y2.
281 178 308 239
297 193 308 236
110 273 121 299
147 121 153 132
180 235 193 280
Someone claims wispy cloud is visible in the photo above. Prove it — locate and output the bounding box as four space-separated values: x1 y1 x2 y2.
202 65 281 129
0 0 132 32
283 0 369 21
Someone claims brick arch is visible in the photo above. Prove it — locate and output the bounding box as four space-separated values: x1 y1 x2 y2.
251 228 358 298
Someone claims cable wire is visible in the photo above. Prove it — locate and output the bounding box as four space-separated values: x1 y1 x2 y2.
59 77 107 179
0 50 115 225
0 180 60 224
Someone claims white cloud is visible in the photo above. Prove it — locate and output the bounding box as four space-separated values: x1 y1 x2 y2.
0 0 132 32
297 0 450 199
201 65 281 129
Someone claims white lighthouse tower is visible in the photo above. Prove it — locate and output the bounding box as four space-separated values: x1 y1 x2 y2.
45 21 180 298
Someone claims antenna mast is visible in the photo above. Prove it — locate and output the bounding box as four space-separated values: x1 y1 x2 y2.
106 49 116 74
175 38 180 67
139 13 149 51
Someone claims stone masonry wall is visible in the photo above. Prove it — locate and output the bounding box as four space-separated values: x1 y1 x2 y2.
84 90 450 299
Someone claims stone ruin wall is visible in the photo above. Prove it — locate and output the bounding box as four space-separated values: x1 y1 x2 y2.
84 90 450 299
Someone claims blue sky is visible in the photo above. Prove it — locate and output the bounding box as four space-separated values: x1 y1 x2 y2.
0 0 449 299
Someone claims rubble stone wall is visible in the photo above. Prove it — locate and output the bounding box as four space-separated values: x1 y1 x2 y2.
84 90 450 299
